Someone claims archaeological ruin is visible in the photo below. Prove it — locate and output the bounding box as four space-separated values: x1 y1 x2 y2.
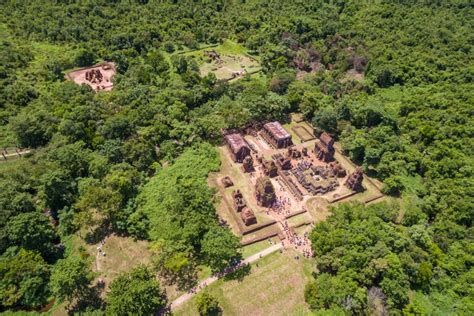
261 121 293 148
345 167 364 192
66 62 116 92
221 176 234 188
255 176 276 207
240 207 257 226
314 132 335 162
225 133 251 162
242 155 254 173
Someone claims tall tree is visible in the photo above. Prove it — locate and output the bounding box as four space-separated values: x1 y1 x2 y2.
0 249 50 309
106 266 167 315
50 255 94 309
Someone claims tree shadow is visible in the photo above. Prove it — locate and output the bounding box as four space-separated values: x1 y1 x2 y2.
223 263 251 282
84 224 109 245
67 283 105 315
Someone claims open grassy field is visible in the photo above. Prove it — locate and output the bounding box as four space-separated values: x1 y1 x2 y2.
180 40 261 81
287 212 313 227
173 249 313 316
241 237 280 259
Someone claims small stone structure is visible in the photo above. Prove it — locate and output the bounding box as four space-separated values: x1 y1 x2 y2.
242 155 254 173
288 146 301 159
314 132 335 162
225 133 251 162
345 167 364 192
273 153 292 171
262 159 278 177
240 207 257 226
329 161 347 178
255 176 276 207
261 121 293 148
221 176 234 188
232 189 247 212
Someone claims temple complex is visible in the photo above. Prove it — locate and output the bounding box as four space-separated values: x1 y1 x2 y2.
225 133 251 162
261 121 293 148
66 62 116 92
314 132 335 162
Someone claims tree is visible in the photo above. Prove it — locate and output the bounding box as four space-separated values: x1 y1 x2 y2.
106 266 167 316
9 109 56 148
50 255 94 308
74 48 96 67
196 291 221 316
201 225 241 273
0 249 50 309
6 212 58 259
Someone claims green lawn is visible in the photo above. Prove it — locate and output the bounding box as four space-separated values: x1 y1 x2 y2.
241 237 280 259
174 249 313 316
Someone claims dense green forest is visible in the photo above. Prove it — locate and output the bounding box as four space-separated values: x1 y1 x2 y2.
0 0 472 314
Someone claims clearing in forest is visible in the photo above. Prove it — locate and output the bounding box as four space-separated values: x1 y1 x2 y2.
173 249 313 316
181 40 261 81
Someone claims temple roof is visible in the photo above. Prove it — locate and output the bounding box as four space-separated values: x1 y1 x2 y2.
264 121 291 140
224 133 249 154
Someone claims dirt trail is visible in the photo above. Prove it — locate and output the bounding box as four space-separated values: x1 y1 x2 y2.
170 243 283 310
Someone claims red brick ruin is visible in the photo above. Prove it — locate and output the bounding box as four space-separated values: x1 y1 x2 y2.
345 167 364 192
85 69 104 84
240 208 257 226
314 132 335 162
231 189 257 226
221 176 234 188
225 133 251 163
261 121 293 148
242 155 254 173
232 189 247 212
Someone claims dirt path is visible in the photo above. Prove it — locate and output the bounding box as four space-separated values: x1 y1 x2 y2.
170 243 283 310
0 149 31 160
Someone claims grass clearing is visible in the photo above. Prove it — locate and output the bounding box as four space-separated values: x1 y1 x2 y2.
241 237 280 259
174 249 313 316
179 40 261 81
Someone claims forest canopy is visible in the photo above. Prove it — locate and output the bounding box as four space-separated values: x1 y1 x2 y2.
0 0 472 314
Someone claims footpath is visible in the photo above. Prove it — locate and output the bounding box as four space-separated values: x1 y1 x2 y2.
170 243 283 310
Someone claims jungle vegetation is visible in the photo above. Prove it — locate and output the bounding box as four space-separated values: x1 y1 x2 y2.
0 0 472 314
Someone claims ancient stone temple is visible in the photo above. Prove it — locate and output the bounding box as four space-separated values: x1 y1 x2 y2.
255 176 276 207
273 153 292 170
262 159 278 177
242 156 254 173
345 167 364 192
261 121 293 148
85 69 103 84
225 133 251 162
288 146 301 159
329 161 346 177
314 132 335 162
241 208 257 226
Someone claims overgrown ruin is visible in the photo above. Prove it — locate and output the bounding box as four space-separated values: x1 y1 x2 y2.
66 62 116 92
255 176 276 207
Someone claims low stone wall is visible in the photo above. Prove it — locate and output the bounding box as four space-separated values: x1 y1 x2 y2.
240 231 279 246
241 219 277 235
284 209 307 220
